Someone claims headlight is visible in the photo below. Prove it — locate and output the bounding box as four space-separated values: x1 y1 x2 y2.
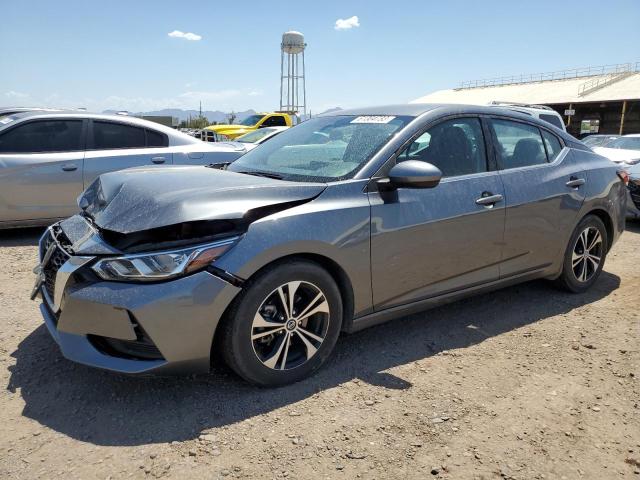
91 238 237 282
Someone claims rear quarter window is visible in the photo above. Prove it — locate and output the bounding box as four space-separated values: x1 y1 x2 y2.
541 130 563 161
146 129 168 147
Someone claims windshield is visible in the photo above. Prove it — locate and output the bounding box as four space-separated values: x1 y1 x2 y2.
239 115 265 126
607 137 640 151
236 128 276 143
228 115 412 182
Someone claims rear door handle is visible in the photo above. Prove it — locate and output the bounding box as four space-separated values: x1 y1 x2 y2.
476 193 504 206
61 164 78 172
151 156 166 164
566 177 585 188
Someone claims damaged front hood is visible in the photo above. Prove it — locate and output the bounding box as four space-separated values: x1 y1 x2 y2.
80 165 326 234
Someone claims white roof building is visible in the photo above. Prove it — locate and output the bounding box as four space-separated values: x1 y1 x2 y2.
411 63 640 135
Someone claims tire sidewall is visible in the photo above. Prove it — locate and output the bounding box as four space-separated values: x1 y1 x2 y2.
225 261 343 387
561 215 608 293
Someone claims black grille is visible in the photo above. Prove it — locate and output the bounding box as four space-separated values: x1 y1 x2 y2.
629 182 640 210
88 315 164 361
94 338 164 360
40 229 70 301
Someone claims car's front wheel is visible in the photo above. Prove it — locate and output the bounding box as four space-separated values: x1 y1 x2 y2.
220 260 343 387
555 214 608 293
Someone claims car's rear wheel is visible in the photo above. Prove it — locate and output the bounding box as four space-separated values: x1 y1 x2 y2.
220 260 342 387
554 215 608 293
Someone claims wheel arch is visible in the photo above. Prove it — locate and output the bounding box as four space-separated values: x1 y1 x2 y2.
210 252 356 367
582 208 614 252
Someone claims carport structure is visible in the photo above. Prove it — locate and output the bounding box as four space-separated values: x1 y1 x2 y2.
412 62 640 137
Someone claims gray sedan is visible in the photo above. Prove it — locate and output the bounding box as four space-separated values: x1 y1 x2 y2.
33 104 626 386
0 112 245 228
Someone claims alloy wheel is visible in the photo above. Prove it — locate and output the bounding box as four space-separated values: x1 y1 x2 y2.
571 226 603 283
251 281 330 370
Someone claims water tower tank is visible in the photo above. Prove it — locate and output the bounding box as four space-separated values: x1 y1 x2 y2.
282 31 305 54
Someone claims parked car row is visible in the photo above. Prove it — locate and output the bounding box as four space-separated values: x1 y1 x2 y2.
0 111 246 228
28 104 627 386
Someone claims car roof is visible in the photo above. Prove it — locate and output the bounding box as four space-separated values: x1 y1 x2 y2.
1 110 187 136
624 133 640 137
320 103 565 119
320 103 576 145
0 111 211 147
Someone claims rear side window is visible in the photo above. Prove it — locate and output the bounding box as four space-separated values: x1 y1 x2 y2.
491 119 547 169
541 130 563 161
398 117 488 177
539 114 564 130
0 120 83 153
262 116 287 127
93 121 145 149
146 128 167 147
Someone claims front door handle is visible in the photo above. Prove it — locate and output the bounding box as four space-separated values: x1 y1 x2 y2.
151 156 166 164
476 193 504 206
566 177 585 189
61 164 78 172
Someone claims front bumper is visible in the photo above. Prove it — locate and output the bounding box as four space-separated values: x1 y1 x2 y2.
35 227 241 375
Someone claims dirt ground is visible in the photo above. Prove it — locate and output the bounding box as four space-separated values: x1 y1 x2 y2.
0 224 638 480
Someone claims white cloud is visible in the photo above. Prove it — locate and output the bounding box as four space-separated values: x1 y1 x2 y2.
168 30 202 41
334 16 360 30
4 90 30 99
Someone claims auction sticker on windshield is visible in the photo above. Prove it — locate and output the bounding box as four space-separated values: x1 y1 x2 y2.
350 116 396 124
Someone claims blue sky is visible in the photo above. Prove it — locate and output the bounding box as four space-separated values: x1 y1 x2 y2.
1 0 639 114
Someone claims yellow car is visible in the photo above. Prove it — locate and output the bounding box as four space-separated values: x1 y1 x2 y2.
204 112 293 140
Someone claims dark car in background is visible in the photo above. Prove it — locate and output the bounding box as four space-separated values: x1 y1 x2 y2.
32 104 626 386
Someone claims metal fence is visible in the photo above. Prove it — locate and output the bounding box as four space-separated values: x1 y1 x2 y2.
458 62 640 90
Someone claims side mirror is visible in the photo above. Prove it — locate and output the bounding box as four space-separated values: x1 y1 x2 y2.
385 160 442 189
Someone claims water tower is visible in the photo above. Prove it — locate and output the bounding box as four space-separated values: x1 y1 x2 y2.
280 31 307 117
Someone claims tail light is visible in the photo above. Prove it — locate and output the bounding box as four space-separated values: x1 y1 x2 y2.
617 169 630 186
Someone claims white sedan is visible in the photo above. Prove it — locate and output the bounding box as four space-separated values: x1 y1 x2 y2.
592 134 640 166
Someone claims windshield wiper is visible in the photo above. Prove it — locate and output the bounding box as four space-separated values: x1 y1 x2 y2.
237 170 284 180
206 162 231 170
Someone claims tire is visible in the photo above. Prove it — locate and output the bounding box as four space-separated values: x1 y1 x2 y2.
554 215 608 293
220 260 343 387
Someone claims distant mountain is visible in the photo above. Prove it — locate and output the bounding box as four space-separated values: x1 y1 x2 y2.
102 108 257 123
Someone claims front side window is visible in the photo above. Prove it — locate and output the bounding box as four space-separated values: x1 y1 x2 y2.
541 130 563 161
539 113 564 130
93 121 145 149
398 117 487 177
228 115 412 182
491 119 547 169
0 120 83 153
262 116 287 127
